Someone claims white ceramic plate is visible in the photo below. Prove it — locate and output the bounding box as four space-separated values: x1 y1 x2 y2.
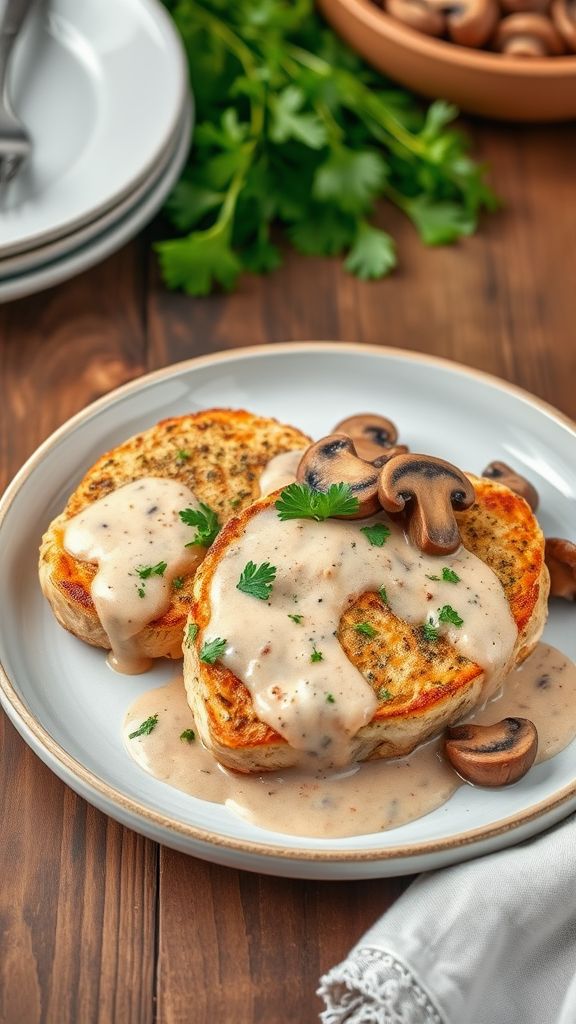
0 99 192 303
0 0 187 257
1 344 575 880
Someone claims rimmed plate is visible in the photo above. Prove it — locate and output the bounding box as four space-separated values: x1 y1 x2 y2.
1 0 187 257
1 343 575 880
0 99 192 303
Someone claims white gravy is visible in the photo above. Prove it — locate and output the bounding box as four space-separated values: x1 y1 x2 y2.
258 450 305 495
123 644 576 839
64 478 203 674
204 507 518 767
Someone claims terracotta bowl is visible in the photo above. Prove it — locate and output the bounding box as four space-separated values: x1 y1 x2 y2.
318 0 576 121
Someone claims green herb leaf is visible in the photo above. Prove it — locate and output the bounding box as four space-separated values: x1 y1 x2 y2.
237 560 277 601
200 637 228 664
172 576 185 590
176 449 191 462
355 622 378 638
180 503 220 547
129 714 158 740
438 605 464 627
184 622 199 649
379 586 388 605
156 224 242 297
311 646 324 663
180 728 196 743
441 567 460 583
313 149 387 215
275 482 359 522
288 613 304 624
136 561 167 580
422 621 439 642
403 196 476 246
345 223 397 280
360 523 391 547
378 687 392 702
269 86 327 148
326 693 335 704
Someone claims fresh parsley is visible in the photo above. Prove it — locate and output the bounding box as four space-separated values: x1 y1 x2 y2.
184 622 199 648
176 449 191 462
422 620 439 642
361 523 391 547
275 482 359 522
311 645 324 663
378 687 392 702
237 560 277 601
288 613 304 624
172 576 185 590
133 561 167 598
180 728 196 742
426 568 461 584
379 586 388 605
200 637 228 663
129 714 159 739
157 1 495 296
180 503 220 547
326 693 335 704
355 622 378 638
439 605 464 627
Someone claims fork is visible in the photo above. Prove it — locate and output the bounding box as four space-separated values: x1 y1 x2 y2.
0 0 35 185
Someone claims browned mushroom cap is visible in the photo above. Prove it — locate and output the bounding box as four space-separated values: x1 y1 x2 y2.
545 538 576 600
385 0 445 36
427 0 500 46
372 444 410 468
378 454 475 555
551 0 576 51
296 434 380 518
482 460 539 512
493 12 566 54
502 0 551 11
334 413 400 462
444 718 538 787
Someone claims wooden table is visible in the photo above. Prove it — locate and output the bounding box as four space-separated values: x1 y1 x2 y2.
1 120 575 1024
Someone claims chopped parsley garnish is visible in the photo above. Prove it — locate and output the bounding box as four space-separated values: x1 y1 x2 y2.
326 693 335 704
426 567 461 584
288 613 304 624
355 622 377 638
176 449 191 462
172 576 184 590
310 645 324 663
136 561 167 580
360 523 391 547
237 560 277 601
180 728 196 743
422 620 439 642
129 714 158 739
439 604 464 627
275 482 359 522
378 687 392 702
379 586 388 605
180 503 220 547
199 637 228 664
184 622 199 648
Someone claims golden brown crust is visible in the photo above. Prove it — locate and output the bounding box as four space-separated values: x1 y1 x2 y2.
184 474 549 770
39 409 310 659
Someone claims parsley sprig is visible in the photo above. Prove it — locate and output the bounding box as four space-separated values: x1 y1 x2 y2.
361 523 391 547
426 567 461 584
157 1 496 296
275 482 359 521
200 637 228 664
129 714 159 740
180 503 220 547
237 561 277 601
439 605 464 627
133 561 167 598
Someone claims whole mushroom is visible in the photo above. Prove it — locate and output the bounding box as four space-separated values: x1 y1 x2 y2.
545 538 576 600
297 434 381 518
378 453 475 555
333 413 406 463
429 0 500 47
444 718 538 787
482 460 539 512
551 0 576 50
493 12 566 54
385 0 445 35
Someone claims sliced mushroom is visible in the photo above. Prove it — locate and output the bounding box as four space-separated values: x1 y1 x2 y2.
385 0 446 36
428 0 500 46
482 460 539 512
378 454 475 555
444 718 538 787
493 12 566 54
372 444 410 469
333 413 400 463
545 538 576 600
551 0 576 51
501 0 552 12
296 434 380 518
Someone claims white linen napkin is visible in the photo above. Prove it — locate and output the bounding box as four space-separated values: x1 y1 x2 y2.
318 814 576 1024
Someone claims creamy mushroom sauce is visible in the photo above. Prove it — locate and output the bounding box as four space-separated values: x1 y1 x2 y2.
123 644 576 838
258 450 306 495
64 478 203 674
204 507 518 767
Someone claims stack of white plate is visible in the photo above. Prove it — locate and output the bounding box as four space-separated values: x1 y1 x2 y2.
0 0 192 303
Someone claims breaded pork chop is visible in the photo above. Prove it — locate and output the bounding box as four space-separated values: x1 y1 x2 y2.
39 409 311 661
184 476 548 770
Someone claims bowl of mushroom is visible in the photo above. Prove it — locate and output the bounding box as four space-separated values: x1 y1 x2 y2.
318 0 576 120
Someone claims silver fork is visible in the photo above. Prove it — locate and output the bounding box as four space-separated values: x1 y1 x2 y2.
0 0 35 185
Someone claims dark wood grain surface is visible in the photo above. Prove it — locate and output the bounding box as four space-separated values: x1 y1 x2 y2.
1 121 575 1024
